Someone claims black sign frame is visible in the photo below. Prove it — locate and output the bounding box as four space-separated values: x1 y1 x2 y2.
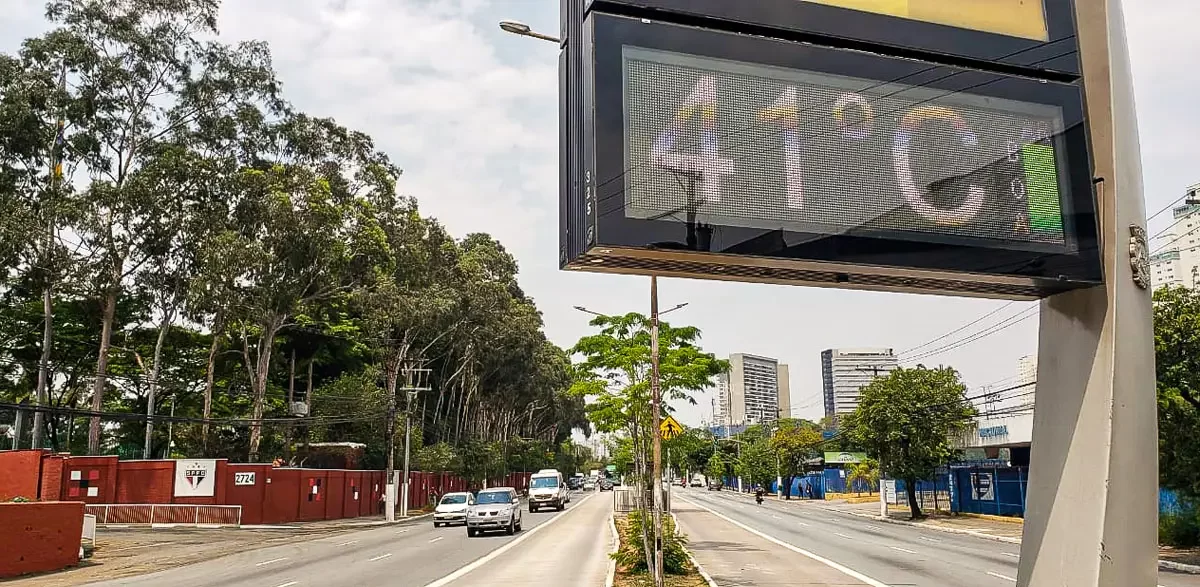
565 12 1101 298
584 0 1081 77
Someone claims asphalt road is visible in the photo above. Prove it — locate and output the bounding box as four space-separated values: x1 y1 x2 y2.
677 488 1200 587
84 491 602 587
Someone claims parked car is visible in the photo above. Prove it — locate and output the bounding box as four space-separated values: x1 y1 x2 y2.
599 478 614 491
433 491 474 527
467 487 522 536
583 478 596 491
528 469 569 512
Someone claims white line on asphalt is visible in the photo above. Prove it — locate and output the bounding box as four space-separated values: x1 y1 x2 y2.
865 525 883 531
336 540 358 547
835 533 853 539
797 522 810 527
396 529 409 534
1002 552 1019 558
368 553 393 562
423 492 598 587
606 514 619 587
889 546 917 554
273 582 298 587
772 515 782 520
256 558 288 567
919 536 941 543
986 571 1016 581
429 537 444 543
681 498 891 587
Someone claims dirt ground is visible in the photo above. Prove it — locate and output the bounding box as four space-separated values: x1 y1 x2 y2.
9 525 350 586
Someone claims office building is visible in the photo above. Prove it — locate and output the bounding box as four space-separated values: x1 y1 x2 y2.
1151 183 1200 289
821 348 899 422
713 353 791 428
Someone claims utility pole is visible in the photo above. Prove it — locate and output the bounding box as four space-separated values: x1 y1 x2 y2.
399 365 430 519
32 61 67 451
385 362 399 522
649 275 665 587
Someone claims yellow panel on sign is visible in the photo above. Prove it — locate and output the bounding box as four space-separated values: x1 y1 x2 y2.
802 0 1049 41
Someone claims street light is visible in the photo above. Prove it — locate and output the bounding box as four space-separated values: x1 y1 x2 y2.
498 20 561 43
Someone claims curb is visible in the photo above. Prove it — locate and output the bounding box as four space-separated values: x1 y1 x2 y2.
606 513 618 587
672 511 719 587
1161 560 1200 575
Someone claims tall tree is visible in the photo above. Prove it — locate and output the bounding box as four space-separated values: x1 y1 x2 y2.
842 366 975 518
769 419 823 499
1153 286 1200 499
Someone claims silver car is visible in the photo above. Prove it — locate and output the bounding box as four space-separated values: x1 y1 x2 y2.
466 487 522 536
433 492 474 527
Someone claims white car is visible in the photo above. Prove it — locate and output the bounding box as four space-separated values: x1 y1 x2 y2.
433 492 474 527
528 470 569 512
467 487 522 536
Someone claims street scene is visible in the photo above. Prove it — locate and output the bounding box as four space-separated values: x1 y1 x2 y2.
2 0 1199 586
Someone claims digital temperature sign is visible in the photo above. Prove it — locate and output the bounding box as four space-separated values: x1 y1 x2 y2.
561 9 1100 298
624 47 1070 253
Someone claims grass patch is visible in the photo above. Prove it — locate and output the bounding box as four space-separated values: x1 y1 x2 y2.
612 512 708 587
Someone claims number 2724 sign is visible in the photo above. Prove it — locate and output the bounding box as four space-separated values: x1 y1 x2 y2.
234 472 256 486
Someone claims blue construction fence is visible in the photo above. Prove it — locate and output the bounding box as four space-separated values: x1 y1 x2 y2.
825 469 875 494
718 473 827 499
950 466 1027 516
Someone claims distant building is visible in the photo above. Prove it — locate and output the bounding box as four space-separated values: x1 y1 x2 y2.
1151 184 1200 290
821 348 899 422
714 353 791 428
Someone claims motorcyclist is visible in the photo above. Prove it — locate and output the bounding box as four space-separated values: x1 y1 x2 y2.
754 484 765 504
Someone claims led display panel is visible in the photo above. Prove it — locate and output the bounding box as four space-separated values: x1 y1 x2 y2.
801 0 1049 41
624 47 1071 254
562 12 1101 299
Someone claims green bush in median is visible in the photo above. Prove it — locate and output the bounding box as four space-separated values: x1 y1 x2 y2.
612 509 691 575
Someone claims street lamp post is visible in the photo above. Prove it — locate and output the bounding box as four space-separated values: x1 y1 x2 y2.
498 20 561 43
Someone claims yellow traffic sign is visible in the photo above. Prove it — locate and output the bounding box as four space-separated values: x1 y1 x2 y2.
660 415 683 440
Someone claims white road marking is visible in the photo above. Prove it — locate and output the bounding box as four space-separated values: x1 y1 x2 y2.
835 533 853 539
865 525 883 531
396 529 409 534
986 571 1016 581
273 582 298 587
429 537 444 543
889 546 917 554
423 493 599 587
797 521 810 527
682 498 892 587
772 515 782 520
256 558 288 567
919 536 941 543
1002 552 1019 558
368 553 393 562
336 540 358 547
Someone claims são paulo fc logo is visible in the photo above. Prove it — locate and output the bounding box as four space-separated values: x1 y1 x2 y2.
184 465 207 489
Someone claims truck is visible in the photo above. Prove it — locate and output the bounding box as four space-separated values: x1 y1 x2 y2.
528 469 570 512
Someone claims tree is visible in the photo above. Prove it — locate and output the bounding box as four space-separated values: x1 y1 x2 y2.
842 365 974 518
770 419 823 499
1154 286 1200 500
846 459 880 495
704 452 724 484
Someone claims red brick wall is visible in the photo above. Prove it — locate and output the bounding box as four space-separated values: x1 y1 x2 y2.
0 450 44 501
114 461 175 504
223 464 271 525
0 501 84 578
40 455 66 501
60 456 118 503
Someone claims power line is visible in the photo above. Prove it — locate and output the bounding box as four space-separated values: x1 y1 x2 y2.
0 399 384 427
900 306 1038 364
897 301 1017 356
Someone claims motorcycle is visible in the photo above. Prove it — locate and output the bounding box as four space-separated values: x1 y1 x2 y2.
754 489 764 505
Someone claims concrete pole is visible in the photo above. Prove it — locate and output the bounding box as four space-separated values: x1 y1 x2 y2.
649 275 665 587
1017 0 1156 584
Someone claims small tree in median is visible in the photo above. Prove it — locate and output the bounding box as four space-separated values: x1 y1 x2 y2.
842 366 974 518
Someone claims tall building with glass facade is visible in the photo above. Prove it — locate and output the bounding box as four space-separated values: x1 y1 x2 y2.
821 348 898 423
714 354 791 428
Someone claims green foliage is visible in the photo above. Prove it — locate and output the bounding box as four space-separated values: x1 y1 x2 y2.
704 453 725 482
611 510 691 575
414 443 460 473
842 366 974 517
1154 286 1200 500
770 419 823 476
846 459 880 494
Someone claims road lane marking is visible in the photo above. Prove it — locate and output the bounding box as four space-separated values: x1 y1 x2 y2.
396 529 409 534
368 553 393 562
682 498 891 587
797 522 810 527
919 536 940 543
1002 552 1019 558
256 558 288 567
889 546 917 554
772 515 782 520
423 492 599 587
987 571 1016 581
274 582 298 587
336 540 358 546
835 533 853 539
606 514 619 587
865 525 883 531
429 537 444 543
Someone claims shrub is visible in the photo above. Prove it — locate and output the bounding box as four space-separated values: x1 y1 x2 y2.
612 509 692 575
1161 498 1200 548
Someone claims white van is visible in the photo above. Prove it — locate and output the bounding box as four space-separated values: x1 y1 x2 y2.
528 469 569 512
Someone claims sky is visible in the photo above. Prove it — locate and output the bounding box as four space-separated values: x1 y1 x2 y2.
3 0 1197 428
